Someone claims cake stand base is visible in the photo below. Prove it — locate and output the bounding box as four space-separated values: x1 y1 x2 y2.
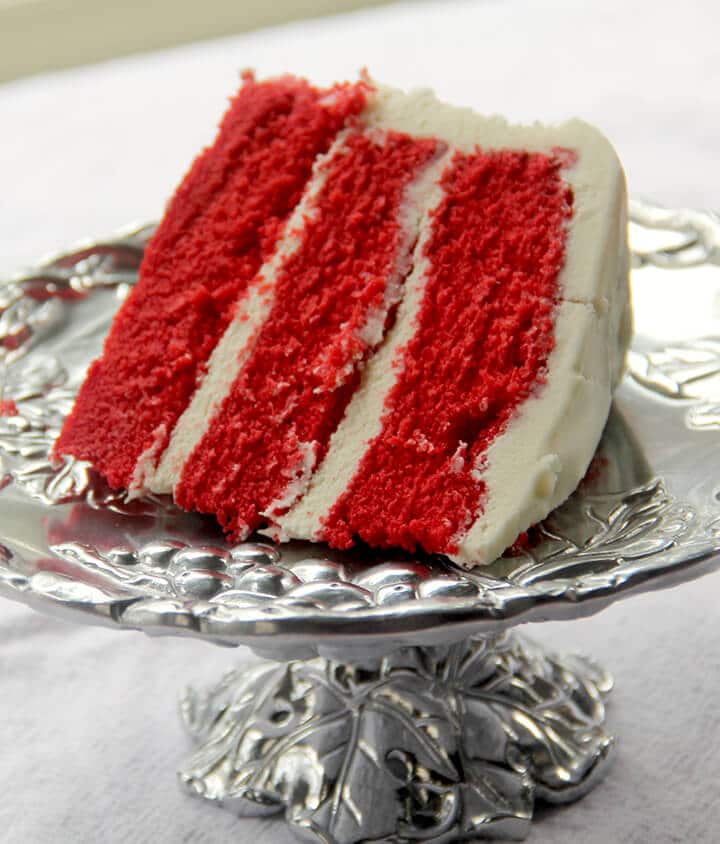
179 632 614 842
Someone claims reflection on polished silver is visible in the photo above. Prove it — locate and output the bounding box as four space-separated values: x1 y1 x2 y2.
628 198 720 268
180 631 613 843
0 223 155 364
629 339 720 430
1 201 720 840
0 223 162 509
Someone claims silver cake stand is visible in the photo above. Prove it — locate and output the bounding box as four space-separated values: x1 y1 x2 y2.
1 199 719 842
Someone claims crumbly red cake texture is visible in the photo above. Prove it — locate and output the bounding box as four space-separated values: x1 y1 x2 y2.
54 74 368 487
322 149 572 554
177 130 440 538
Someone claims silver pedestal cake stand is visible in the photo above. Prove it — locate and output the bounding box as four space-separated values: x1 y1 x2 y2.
1 199 719 842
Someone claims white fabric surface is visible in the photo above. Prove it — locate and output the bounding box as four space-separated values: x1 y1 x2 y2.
1 0 720 841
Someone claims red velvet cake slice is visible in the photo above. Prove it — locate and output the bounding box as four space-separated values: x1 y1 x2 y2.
55 74 630 567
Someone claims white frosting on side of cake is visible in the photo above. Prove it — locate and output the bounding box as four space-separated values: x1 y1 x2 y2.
454 300 611 566
141 135 345 495
276 147 453 542
453 114 630 567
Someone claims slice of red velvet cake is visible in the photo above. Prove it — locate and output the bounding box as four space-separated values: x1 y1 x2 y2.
55 73 630 567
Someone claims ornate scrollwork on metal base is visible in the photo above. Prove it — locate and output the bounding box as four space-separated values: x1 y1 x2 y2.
179 633 613 842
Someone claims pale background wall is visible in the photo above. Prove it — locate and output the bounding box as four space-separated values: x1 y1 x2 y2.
0 0 391 83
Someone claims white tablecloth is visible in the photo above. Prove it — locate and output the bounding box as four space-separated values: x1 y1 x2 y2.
2 1 720 841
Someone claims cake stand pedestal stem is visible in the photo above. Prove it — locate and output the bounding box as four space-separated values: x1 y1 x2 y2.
179 631 614 842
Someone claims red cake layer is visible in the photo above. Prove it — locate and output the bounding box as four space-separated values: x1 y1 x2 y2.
54 74 367 488
322 149 573 554
176 130 440 539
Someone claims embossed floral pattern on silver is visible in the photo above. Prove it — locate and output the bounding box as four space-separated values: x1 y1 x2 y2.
179 632 613 842
1 202 720 654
